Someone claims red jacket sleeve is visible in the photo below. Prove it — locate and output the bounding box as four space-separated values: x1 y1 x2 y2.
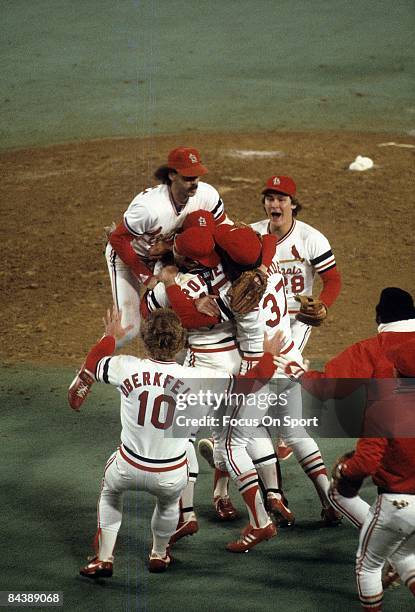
318 267 342 308
301 341 371 399
85 335 116 374
109 221 154 283
342 438 387 479
166 285 220 329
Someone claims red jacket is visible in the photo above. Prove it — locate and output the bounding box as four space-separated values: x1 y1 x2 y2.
302 320 415 400
342 437 415 494
305 320 415 380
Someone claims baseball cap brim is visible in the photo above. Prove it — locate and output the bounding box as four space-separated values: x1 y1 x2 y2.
261 186 291 195
173 163 208 177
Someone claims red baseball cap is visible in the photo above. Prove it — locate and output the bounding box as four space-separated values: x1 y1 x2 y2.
182 210 215 232
262 175 296 197
387 339 415 377
214 225 262 266
167 147 208 176
175 227 220 268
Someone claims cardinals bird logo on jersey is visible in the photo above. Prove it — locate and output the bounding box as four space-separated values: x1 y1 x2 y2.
291 244 304 262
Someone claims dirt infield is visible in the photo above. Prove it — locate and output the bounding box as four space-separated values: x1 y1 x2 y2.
2 130 414 366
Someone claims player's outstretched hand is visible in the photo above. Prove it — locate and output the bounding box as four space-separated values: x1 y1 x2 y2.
195 295 220 317
274 355 310 380
103 306 133 342
263 330 285 357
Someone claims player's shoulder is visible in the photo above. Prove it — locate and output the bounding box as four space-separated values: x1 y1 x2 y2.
294 219 326 238
195 181 220 200
294 219 332 246
108 353 143 374
128 184 168 208
250 219 269 234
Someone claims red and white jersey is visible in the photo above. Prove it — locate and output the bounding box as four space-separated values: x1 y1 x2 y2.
250 218 336 316
95 354 232 466
124 182 225 261
237 254 303 376
144 263 236 348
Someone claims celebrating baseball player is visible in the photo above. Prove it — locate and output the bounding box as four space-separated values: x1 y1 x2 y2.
218 224 340 527
251 175 341 462
68 306 282 577
142 222 287 550
329 340 415 611
105 147 228 347
251 175 341 352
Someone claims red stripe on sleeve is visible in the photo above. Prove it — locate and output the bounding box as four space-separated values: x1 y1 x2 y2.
166 285 220 329
318 266 342 308
85 335 116 373
109 221 153 282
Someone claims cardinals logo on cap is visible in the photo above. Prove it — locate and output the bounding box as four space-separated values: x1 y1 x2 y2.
189 153 198 164
272 177 281 186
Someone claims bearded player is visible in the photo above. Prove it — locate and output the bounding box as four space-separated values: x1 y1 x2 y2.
105 147 228 348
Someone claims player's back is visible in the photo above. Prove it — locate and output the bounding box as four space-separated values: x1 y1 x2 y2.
97 354 229 463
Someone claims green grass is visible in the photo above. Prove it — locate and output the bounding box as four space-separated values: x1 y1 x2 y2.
1 364 413 611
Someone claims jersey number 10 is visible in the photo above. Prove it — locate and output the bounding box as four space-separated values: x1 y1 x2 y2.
137 391 176 430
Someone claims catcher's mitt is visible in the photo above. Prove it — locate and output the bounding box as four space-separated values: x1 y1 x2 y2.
295 295 327 327
331 450 363 498
229 268 267 315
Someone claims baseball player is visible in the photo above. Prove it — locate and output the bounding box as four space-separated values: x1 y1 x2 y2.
251 175 341 353
213 224 340 528
329 339 415 611
154 223 296 550
69 307 281 577
105 147 228 347
248 175 342 523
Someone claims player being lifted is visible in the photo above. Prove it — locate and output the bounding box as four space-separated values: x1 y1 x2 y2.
142 220 288 550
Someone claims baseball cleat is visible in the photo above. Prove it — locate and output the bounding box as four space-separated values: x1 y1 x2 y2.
80 556 113 579
267 495 295 527
198 438 215 468
68 366 95 411
214 496 238 521
226 521 277 553
320 506 343 526
148 551 172 573
169 514 199 545
275 440 293 461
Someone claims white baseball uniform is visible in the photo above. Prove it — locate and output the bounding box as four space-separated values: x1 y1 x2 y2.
251 218 336 352
94 352 234 550
144 264 278 478
106 181 225 346
335 436 415 607
236 249 329 486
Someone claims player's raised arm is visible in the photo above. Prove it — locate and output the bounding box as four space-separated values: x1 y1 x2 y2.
68 308 133 411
